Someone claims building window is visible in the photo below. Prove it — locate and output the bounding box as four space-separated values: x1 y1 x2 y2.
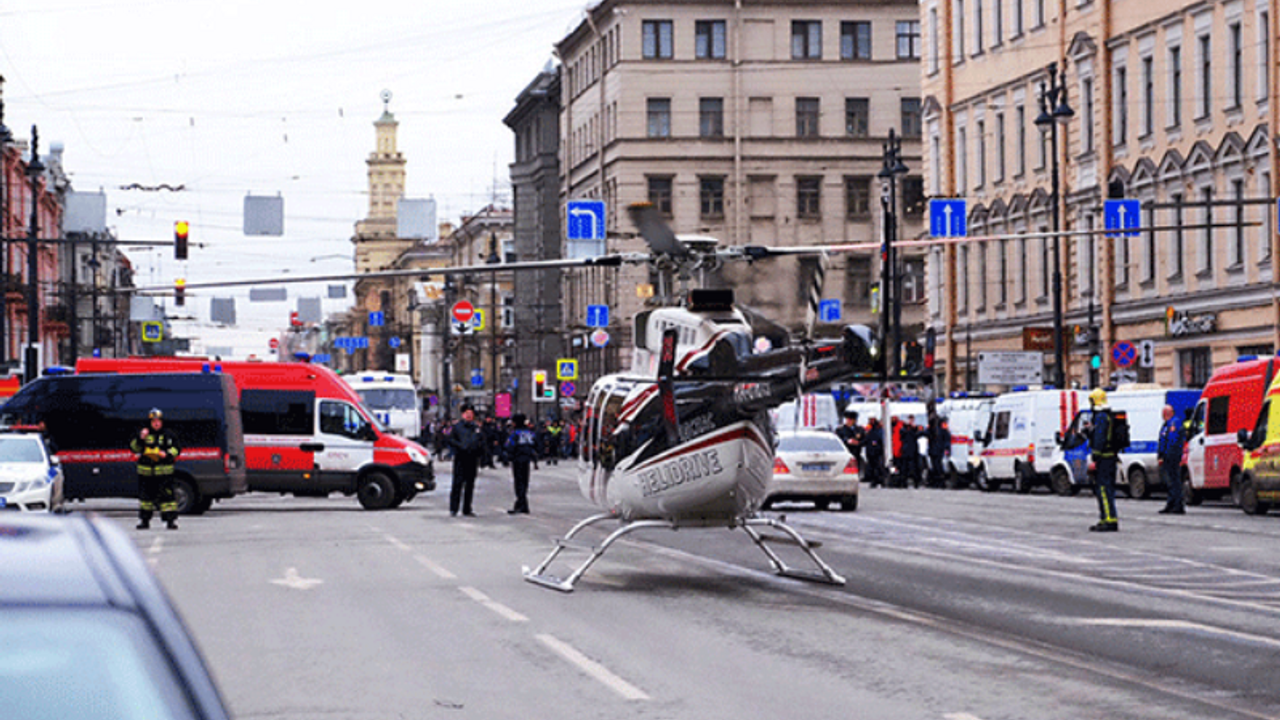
1261 13 1271 101
695 20 727 59
975 119 986 188
846 255 873 307
998 238 1008 305
842 21 872 60
700 177 725 218
1141 56 1154 137
700 97 724 138
1017 237 1028 303
1015 105 1026 176
796 97 821 137
955 0 966 59
959 246 970 312
647 98 671 137
792 20 822 59
845 176 872 219
1170 192 1185 279
901 97 922 138
1232 178 1245 267
903 260 925 304
1230 22 1243 108
642 20 674 59
1014 0 1024 35
1040 236 1050 300
647 176 674 217
1080 79 1094 152
974 0 984 53
957 127 968 193
1034 0 1045 27
902 176 925 216
1142 206 1156 283
931 134 941 191
1197 34 1211 119
1179 347 1213 388
845 98 869 137
1169 45 1182 128
1264 174 1273 263
977 241 988 310
995 113 1006 183
929 8 939 72
896 20 920 59
1198 186 1213 274
797 176 822 218
1114 66 1127 146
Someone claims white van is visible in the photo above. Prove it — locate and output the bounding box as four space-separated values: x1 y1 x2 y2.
976 389 1087 493
937 395 995 488
345 373 422 439
773 393 840 432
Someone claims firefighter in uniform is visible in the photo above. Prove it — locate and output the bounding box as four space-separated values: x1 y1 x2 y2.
131 408 182 530
1087 388 1119 532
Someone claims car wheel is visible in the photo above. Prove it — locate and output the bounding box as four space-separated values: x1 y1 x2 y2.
191 496 214 515
172 477 200 516
1127 466 1149 499
1049 467 1073 496
357 471 397 510
1230 470 1246 507
814 498 831 511
1239 475 1272 516
1015 464 1034 494
840 494 858 511
1183 470 1202 506
975 466 997 492
946 466 962 490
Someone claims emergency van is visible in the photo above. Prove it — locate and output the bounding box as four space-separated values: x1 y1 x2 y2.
1049 386 1200 497
1184 355 1279 506
76 358 434 510
937 395 995 489
0 372 247 514
1233 370 1280 515
773 393 841 431
344 372 422 439
975 388 1086 493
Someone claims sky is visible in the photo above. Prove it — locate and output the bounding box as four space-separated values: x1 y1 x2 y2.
0 0 586 356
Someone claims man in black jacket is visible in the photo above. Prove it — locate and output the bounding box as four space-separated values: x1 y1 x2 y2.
927 417 952 487
446 405 483 517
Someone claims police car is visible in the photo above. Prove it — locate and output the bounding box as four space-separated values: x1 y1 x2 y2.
0 431 63 512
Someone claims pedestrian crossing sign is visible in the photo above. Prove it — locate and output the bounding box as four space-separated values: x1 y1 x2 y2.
557 359 578 380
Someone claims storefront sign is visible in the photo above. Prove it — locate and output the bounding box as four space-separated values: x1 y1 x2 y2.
1165 308 1217 338
1022 326 1068 352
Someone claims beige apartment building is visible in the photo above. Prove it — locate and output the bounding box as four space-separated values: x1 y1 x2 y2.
556 0 927 388
925 0 1280 390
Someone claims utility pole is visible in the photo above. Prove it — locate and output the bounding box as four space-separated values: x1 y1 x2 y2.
488 232 500 412
24 126 43 383
0 97 11 368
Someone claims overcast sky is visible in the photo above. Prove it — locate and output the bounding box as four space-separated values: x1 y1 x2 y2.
1 0 584 356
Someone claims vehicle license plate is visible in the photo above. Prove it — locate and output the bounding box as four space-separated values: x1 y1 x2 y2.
800 463 831 472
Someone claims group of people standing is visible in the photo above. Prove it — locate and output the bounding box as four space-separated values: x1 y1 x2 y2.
835 410 953 489
437 405 575 517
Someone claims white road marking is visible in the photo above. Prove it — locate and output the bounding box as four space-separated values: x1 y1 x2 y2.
1070 618 1280 650
944 714 987 720
414 554 457 580
269 567 324 590
383 534 411 552
535 633 650 701
148 536 164 554
458 586 528 623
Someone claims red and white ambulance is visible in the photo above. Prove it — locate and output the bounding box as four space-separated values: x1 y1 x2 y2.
76 358 433 509
1183 355 1279 505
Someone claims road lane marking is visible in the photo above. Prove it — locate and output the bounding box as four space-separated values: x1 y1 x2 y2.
414 554 457 579
1070 618 1280 650
944 714 987 720
459 586 528 623
148 536 164 554
269 567 324 590
383 534 411 552
535 633 650 701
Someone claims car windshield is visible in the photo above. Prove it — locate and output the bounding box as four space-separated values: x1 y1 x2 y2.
0 608 199 720
0 437 45 464
355 388 417 411
778 433 846 453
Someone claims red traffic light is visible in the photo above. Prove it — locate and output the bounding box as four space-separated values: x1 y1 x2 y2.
174 221 190 261
175 278 186 307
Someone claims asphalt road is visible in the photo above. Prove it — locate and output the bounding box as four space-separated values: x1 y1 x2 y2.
78 461 1280 720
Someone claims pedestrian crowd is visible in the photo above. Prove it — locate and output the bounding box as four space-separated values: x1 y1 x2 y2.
835 409 953 490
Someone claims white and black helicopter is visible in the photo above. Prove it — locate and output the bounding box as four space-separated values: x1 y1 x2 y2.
132 203 882 591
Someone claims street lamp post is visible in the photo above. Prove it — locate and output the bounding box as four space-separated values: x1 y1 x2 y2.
0 98 11 367
24 126 44 383
878 128 909 378
1035 63 1074 390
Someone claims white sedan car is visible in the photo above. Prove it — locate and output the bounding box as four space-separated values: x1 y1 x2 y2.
0 433 64 512
763 430 859 511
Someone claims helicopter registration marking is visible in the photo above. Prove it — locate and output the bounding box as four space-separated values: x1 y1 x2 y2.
638 449 724 498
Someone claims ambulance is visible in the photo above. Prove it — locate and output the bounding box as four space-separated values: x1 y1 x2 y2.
76 358 434 509
1184 355 1279 506
1234 369 1280 515
344 372 422 439
937 394 995 489
975 388 1087 493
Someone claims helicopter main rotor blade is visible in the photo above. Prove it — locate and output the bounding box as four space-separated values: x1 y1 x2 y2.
628 202 687 258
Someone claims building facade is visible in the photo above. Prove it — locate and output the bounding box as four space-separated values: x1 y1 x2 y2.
555 0 927 394
924 0 1280 390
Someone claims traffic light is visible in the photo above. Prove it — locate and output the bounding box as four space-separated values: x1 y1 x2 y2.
174 221 189 261
924 327 937 372
903 340 924 376
175 278 186 307
533 370 547 402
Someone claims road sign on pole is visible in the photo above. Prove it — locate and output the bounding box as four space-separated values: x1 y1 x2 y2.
368 311 384 327
586 304 609 328
560 381 576 397
451 301 475 324
1112 341 1137 368
928 198 968 238
557 359 578 381
976 351 1043 385
141 321 163 343
818 299 842 323
1104 199 1141 238
566 200 607 241
1138 339 1156 368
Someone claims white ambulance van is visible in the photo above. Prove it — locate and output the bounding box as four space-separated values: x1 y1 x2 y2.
772 393 840 432
345 373 422 439
975 388 1086 493
937 394 995 488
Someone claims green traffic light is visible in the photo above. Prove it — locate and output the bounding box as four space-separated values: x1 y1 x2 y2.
1091 355 1102 369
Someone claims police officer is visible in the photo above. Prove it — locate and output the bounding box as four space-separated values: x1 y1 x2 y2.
447 404 483 517
1087 388 1120 532
130 408 181 530
835 409 865 471
928 417 952 487
1158 404 1187 515
863 417 886 488
505 413 538 514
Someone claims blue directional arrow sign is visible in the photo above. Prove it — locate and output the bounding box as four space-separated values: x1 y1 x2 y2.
388 337 402 349
368 311 384 327
470 369 484 388
929 199 967 238
566 200 606 241
586 304 609 328
1104 199 1141 238
818 299 842 323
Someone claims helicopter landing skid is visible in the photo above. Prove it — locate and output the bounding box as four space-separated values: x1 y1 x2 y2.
522 513 845 592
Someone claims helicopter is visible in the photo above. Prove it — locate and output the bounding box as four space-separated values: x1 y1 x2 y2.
128 203 883 591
